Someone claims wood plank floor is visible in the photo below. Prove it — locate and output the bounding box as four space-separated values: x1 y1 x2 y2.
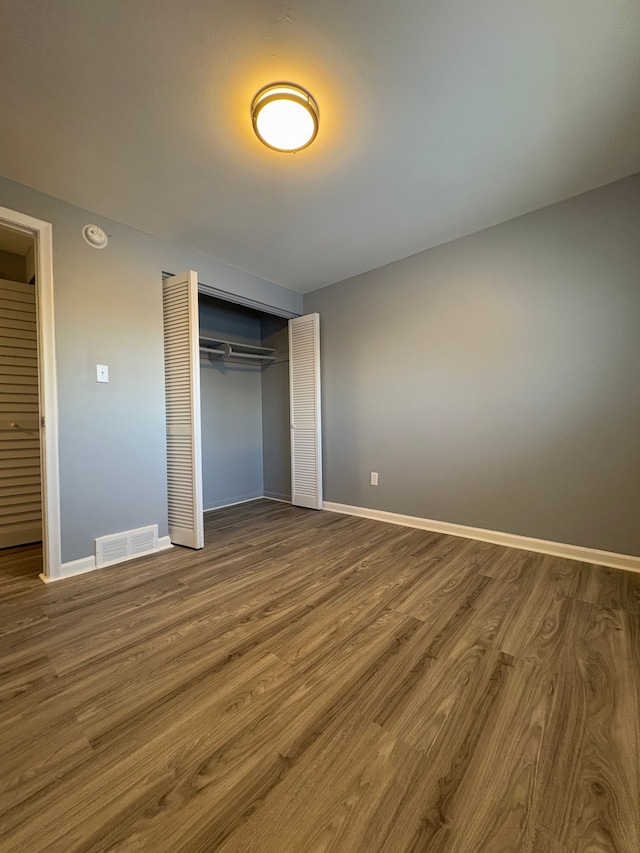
1 499 639 852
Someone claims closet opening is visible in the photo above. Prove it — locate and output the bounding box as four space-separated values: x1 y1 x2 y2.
162 268 321 550
198 294 291 512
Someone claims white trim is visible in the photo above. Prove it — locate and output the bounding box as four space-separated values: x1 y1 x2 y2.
39 555 95 583
323 502 640 575
0 205 61 580
202 494 292 513
203 494 265 512
39 535 174 583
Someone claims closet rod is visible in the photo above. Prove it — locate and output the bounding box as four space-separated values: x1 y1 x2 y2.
199 345 277 363
228 351 277 362
199 336 276 354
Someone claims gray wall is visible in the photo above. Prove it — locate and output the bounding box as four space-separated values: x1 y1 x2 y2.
261 318 291 501
199 303 292 508
0 174 302 562
199 298 264 509
305 174 640 556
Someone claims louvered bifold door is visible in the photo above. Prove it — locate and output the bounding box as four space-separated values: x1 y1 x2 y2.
163 271 204 548
289 313 322 510
0 278 42 547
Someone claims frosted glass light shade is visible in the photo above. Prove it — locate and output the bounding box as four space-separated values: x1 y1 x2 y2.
252 84 319 152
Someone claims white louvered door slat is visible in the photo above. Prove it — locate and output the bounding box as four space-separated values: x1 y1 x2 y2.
0 277 42 548
163 271 204 549
289 313 322 510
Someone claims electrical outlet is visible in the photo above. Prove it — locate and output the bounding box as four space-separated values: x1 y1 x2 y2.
96 364 109 383
370 472 379 486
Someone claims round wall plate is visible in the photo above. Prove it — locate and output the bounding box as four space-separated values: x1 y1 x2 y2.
82 224 108 248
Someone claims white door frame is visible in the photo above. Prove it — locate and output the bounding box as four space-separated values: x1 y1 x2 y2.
0 205 61 580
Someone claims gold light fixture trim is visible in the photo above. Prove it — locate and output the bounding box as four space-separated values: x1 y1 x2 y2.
252 83 319 152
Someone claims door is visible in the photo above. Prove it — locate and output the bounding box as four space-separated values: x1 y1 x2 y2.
289 312 322 509
163 271 204 548
0 277 42 548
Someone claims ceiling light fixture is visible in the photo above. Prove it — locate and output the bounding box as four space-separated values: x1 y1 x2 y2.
251 83 319 152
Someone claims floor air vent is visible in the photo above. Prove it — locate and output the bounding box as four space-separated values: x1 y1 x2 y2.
95 525 159 569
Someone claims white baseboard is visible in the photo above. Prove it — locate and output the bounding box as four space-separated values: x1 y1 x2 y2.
158 536 173 552
40 533 174 583
322 501 640 575
39 554 96 583
204 494 292 512
204 494 264 513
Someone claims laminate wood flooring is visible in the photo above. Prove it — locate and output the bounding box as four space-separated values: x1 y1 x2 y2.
1 500 639 852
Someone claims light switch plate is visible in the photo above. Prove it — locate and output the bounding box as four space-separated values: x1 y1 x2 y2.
96 364 109 383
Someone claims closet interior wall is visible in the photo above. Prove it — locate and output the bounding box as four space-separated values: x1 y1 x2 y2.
198 294 291 511
260 315 291 502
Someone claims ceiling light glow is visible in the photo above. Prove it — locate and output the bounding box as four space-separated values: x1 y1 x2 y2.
252 83 319 152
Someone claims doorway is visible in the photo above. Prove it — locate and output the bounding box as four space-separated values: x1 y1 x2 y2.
0 225 41 556
0 206 61 580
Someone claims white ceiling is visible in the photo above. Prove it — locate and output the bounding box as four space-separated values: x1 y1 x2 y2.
0 1 639 293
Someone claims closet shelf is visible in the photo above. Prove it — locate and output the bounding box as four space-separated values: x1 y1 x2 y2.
199 336 277 364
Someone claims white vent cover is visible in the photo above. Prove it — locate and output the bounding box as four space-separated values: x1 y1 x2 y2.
95 524 159 569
